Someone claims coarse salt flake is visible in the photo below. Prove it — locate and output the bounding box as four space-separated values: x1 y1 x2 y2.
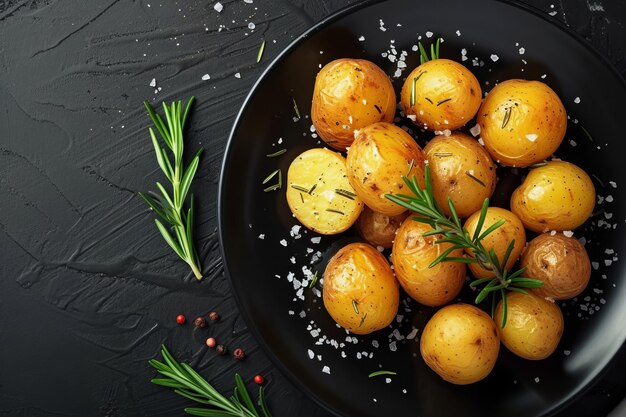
526 133 538 142
574 97 581 104
279 239 288 247
322 366 331 374
519 47 525 55
201 74 211 80
358 36 365 41
308 349 314 359
469 123 481 137
258 234 265 240
425 31 433 38
562 230 574 237
214 2 223 12
490 54 499 62
234 72 241 78
311 237 321 244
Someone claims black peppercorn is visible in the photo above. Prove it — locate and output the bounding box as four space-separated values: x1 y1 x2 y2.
216 344 227 355
209 311 220 321
233 347 245 360
194 316 206 328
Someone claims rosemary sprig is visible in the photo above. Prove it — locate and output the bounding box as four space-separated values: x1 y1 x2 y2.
149 345 273 417
139 97 203 280
385 165 543 327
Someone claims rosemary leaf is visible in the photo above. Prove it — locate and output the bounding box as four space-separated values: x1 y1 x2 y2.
368 370 397 378
501 107 512 129
257 39 266 63
266 149 287 158
465 171 486 187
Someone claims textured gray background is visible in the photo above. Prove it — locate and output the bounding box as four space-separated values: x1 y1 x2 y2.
0 0 624 416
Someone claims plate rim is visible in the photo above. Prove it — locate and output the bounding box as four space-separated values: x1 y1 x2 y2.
217 1 626 416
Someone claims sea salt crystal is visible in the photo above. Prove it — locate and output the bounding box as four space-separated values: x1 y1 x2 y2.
406 328 418 340
606 195 614 202
570 139 577 147
563 230 574 237
248 22 255 30
311 237 321 244
201 74 211 80
258 234 265 239
490 54 499 62
469 124 481 137
389 341 397 352
235 72 241 78
564 350 571 356
534 377 540 383
426 31 433 38
358 36 365 41
456 30 461 36
592 261 599 270
385 378 392 384
288 310 294 315
372 340 379 348
526 133 538 142
322 366 330 374
214 2 223 12
574 97 581 103
609 181 617 188
519 47 525 55
149 78 156 87
279 239 287 247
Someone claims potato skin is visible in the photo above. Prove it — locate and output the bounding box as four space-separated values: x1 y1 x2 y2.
323 242 399 335
420 304 500 385
311 59 396 151
392 217 466 306
424 132 497 218
401 59 482 131
494 292 564 360
464 207 526 278
356 206 408 249
286 148 363 235
510 160 595 233
477 79 566 167
520 233 591 300
347 122 425 216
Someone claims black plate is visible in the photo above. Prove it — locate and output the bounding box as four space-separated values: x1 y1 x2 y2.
218 1 626 416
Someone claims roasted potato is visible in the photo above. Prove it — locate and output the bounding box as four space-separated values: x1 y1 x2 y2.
520 232 591 300
356 206 408 249
286 148 363 235
477 79 566 167
464 207 526 278
347 122 425 216
424 132 497 218
420 304 500 385
510 160 595 233
323 242 399 335
392 217 466 306
494 292 563 360
401 59 482 131
311 58 396 151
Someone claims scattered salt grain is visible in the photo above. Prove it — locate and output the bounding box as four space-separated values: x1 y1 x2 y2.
358 36 365 41
534 377 540 383
322 366 330 374
311 237 321 244
526 133 538 142
490 54 499 62
456 30 461 36
469 124 481 137
563 230 574 237
519 47 525 55
149 78 156 87
258 234 265 240
235 72 241 78
574 97 581 104
609 181 617 188
214 2 223 12
426 31 433 38
406 328 419 340
385 378 392 384
279 239 288 247
389 341 397 352
201 74 211 81
564 350 571 356
248 22 255 30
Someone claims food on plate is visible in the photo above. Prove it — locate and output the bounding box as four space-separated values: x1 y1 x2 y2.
423 132 497 218
346 122 425 216
391 217 465 306
464 207 526 278
494 292 564 360
401 59 482 131
520 232 591 300
477 79 567 167
510 160 595 232
322 242 399 335
286 148 363 235
311 58 396 151
356 206 408 249
420 304 500 385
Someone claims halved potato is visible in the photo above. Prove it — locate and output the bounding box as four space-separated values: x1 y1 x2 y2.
286 148 363 234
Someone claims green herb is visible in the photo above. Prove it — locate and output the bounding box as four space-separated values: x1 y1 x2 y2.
410 77 417 107
434 152 453 157
425 97 433 104
293 99 301 120
368 370 397 378
385 165 543 327
263 169 282 192
352 299 359 314
257 39 266 63
266 149 287 158
139 97 203 280
359 313 367 327
501 107 512 129
309 271 318 288
308 184 317 195
374 104 382 114
149 345 273 417
418 37 440 64
335 189 356 200
529 161 548 169
262 169 280 185
326 208 345 215
290 184 309 193
437 98 452 106
465 171 486 187
407 159 415 177
580 125 594 142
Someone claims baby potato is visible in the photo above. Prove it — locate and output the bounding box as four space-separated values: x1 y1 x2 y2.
424 132 497 218
401 59 482 131
420 304 500 385
347 122 425 216
477 79 566 167
494 292 564 360
311 58 396 151
356 206 408 249
510 160 595 233
323 242 399 335
392 217 466 306
520 232 591 300
464 207 526 279
286 148 363 235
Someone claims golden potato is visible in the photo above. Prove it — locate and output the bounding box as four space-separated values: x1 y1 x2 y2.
286 148 363 235
510 160 595 233
356 206 408 249
323 242 399 335
464 207 526 278
420 304 500 385
520 232 591 300
392 217 466 306
401 59 482 131
347 122 425 216
424 132 497 218
311 58 395 151
494 292 563 360
477 79 566 167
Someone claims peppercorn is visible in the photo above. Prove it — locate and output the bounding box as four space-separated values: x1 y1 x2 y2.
206 337 217 348
216 344 227 355
194 316 206 328
233 347 245 360
176 314 186 325
208 311 219 321
253 374 264 385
